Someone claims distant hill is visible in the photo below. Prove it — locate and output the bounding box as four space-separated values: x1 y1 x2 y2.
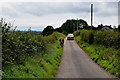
10 30 42 35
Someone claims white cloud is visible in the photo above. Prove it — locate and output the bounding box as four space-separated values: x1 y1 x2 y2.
0 0 119 2
0 2 118 31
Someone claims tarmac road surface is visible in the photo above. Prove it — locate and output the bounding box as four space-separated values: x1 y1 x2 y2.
55 39 115 78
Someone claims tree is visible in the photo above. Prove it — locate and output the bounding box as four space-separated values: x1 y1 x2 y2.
118 25 120 32
97 24 103 30
113 25 116 29
54 27 62 33
60 19 88 34
42 25 54 36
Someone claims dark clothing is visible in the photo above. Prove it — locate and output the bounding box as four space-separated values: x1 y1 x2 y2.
61 39 64 44
59 39 61 42
59 39 64 47
62 39 64 43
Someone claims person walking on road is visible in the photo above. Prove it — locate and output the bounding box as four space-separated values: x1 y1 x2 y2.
59 39 64 47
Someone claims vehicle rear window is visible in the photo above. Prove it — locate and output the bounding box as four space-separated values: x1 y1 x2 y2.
68 34 73 36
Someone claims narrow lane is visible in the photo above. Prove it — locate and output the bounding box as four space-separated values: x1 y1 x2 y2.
55 39 115 78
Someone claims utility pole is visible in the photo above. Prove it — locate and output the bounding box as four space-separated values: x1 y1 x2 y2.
77 18 78 31
91 4 93 30
71 20 74 32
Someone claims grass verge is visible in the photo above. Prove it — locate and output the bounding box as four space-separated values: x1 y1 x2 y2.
75 36 120 78
2 37 63 78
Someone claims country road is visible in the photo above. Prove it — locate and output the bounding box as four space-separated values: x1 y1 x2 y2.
55 39 115 78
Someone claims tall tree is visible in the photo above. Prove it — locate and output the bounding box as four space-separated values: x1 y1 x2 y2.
61 19 88 34
118 25 120 32
42 25 54 36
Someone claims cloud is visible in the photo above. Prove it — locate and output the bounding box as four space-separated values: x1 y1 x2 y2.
94 2 118 17
2 2 91 18
0 0 119 2
0 2 118 31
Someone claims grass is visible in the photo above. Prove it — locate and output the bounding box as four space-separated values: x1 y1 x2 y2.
2 37 63 78
75 36 120 78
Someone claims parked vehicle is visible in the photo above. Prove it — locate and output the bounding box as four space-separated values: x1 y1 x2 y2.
67 34 74 40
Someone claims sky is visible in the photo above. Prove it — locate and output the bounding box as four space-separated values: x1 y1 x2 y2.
0 0 119 31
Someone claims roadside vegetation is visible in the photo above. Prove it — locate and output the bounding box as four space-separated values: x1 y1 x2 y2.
1 17 120 78
2 19 64 78
74 29 120 78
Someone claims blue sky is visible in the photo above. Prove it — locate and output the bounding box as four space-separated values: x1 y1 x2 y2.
0 0 119 31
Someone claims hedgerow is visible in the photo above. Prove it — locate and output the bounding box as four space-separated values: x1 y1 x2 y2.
74 29 120 49
74 30 120 77
2 21 64 78
2 26 45 66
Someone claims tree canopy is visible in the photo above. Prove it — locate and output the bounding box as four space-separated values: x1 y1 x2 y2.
60 19 88 34
42 19 89 35
42 25 54 36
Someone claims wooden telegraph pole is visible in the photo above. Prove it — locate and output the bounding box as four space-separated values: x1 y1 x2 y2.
77 18 78 31
91 4 93 30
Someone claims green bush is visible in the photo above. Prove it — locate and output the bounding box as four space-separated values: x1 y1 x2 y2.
74 29 120 49
2 22 63 67
1 20 64 78
74 31 120 78
73 30 80 36
89 32 94 44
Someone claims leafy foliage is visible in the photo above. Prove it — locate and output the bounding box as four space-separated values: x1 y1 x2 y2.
74 30 120 78
74 29 120 49
61 19 88 35
2 27 46 66
2 21 64 78
42 25 54 36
